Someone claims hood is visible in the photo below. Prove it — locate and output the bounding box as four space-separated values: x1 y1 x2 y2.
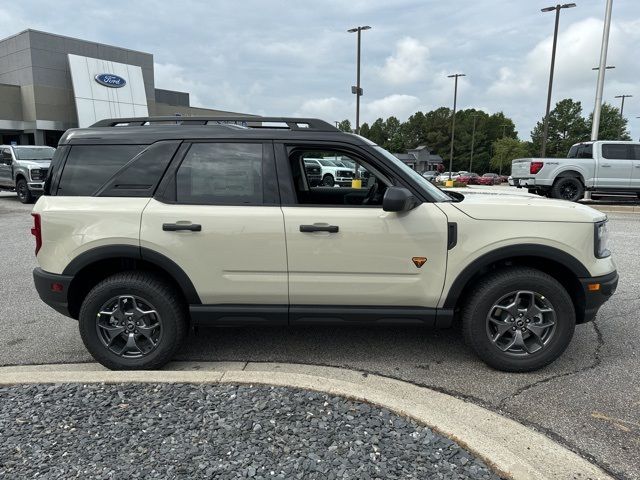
450 187 606 223
17 159 51 169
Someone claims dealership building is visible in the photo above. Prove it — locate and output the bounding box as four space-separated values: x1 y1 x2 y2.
0 29 245 146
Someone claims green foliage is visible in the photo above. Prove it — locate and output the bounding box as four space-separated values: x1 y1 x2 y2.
355 108 518 173
586 103 632 141
491 137 530 174
337 119 352 133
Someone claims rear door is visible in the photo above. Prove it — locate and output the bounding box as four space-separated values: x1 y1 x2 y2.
596 143 633 189
631 145 640 190
140 141 288 312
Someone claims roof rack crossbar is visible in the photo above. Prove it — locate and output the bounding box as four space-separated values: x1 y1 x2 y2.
91 116 339 132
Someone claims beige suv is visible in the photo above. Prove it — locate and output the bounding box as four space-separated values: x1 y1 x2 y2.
32 116 618 371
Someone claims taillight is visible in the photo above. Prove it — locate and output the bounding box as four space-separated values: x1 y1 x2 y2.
530 161 544 174
31 213 42 255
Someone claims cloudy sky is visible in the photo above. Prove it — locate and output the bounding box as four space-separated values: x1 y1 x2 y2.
2 0 639 140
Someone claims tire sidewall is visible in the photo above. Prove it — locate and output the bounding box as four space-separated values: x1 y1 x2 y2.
323 174 334 186
553 177 583 202
16 179 32 204
79 278 183 370
467 272 575 371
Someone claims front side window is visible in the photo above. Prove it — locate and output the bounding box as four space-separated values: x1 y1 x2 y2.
176 143 263 205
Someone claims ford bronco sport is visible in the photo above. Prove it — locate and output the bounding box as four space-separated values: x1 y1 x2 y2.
32 116 618 371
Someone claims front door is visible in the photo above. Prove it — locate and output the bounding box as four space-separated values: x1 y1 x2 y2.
276 143 449 321
596 143 633 189
140 141 288 311
630 144 640 190
0 148 13 187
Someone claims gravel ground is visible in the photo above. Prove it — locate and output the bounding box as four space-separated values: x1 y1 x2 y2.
0 383 500 480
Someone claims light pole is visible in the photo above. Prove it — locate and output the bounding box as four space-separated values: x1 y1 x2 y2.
447 73 465 181
614 94 632 118
347 25 371 135
469 113 480 172
591 0 613 141
540 3 576 158
591 66 615 71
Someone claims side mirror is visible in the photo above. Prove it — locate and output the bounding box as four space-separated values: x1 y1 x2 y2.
382 186 419 212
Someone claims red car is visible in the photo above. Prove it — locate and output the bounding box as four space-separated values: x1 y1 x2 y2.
457 172 480 184
477 173 500 185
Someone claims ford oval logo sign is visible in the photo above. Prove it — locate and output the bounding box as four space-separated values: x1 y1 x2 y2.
94 73 126 88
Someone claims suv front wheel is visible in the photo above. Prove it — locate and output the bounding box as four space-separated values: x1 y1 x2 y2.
16 178 34 204
79 272 187 370
462 267 575 372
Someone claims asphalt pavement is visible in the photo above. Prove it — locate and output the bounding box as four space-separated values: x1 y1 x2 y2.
1 191 638 479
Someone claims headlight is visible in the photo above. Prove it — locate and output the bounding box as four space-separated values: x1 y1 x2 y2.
594 220 610 258
30 169 43 181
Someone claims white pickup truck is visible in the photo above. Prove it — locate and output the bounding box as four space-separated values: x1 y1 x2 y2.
511 140 640 202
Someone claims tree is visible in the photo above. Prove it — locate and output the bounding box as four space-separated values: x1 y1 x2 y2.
368 118 387 146
359 122 370 139
530 99 589 157
337 119 352 133
586 103 631 141
491 137 529 175
384 116 404 152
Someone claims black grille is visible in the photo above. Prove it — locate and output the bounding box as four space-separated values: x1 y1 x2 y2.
338 170 353 178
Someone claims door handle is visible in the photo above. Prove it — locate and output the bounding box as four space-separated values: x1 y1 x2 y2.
600 164 611 167
300 224 339 233
162 223 202 232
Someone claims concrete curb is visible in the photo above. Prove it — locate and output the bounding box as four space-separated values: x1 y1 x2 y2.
0 361 611 480
587 205 639 214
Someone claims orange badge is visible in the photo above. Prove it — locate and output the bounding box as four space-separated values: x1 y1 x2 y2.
412 257 427 268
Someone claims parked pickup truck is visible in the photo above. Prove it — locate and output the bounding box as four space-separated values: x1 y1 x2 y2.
0 145 56 203
511 140 640 202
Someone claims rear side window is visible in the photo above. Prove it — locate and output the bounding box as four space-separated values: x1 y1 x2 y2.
58 145 145 196
601 144 632 160
175 143 263 205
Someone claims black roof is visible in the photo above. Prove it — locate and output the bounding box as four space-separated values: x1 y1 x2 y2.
59 116 367 146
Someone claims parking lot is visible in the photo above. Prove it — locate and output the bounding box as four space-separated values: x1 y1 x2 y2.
1 191 638 480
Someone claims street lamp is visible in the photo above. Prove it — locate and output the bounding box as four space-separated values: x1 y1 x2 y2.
614 94 633 118
469 113 480 172
540 3 576 158
591 0 613 141
447 73 466 181
347 25 371 135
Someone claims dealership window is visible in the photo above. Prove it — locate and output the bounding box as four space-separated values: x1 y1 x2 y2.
57 145 145 196
175 143 263 205
287 148 390 206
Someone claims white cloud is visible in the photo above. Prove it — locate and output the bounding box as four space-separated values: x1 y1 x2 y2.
294 97 350 121
363 94 421 122
378 37 429 85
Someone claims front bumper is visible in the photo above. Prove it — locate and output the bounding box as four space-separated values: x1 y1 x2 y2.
28 182 45 191
33 267 74 318
578 270 618 323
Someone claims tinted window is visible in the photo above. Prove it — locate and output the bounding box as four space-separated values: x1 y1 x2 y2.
58 145 145 196
579 144 593 158
176 143 263 205
601 144 632 160
632 145 640 160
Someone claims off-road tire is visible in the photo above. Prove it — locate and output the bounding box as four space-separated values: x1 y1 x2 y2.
79 271 188 370
462 267 575 372
322 174 335 187
550 177 584 202
16 178 34 204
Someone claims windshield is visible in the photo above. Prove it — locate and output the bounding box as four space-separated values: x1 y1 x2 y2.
318 159 338 166
13 146 55 160
374 146 451 202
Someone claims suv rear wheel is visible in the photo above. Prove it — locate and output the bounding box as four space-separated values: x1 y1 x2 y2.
550 177 584 202
79 272 187 370
462 267 575 372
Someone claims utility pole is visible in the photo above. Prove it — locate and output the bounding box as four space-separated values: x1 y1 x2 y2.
591 0 613 141
447 73 465 182
469 114 479 172
614 94 632 118
540 3 576 158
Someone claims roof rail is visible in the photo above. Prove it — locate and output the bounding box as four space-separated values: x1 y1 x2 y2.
91 116 339 132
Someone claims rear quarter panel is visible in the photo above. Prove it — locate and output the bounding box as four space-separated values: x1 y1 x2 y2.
33 196 150 274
